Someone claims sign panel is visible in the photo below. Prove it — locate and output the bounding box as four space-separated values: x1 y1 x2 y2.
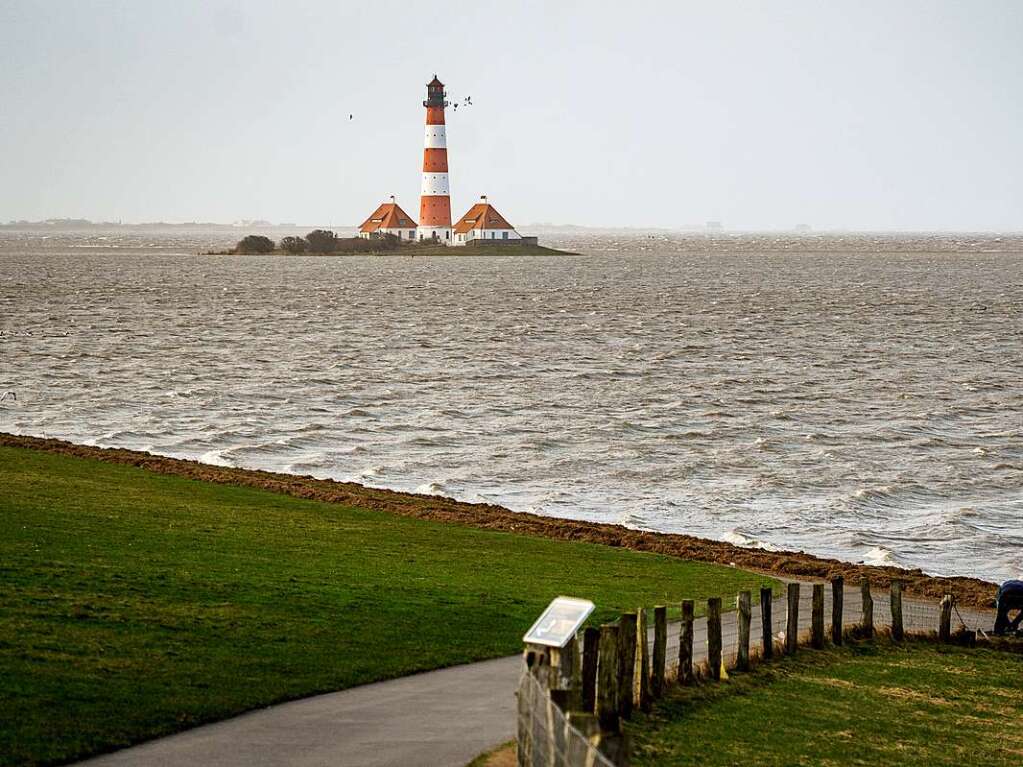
522 596 596 648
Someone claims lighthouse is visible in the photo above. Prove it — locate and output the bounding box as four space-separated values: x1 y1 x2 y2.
419 76 452 243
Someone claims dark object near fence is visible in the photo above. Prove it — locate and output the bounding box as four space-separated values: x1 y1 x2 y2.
736 591 751 671
861 581 874 638
891 581 905 642
651 606 667 699
235 235 275 254
760 586 774 659
678 600 695 684
953 628 978 647
811 584 825 649
706 598 722 680
993 580 1023 636
831 576 844 645
786 583 800 655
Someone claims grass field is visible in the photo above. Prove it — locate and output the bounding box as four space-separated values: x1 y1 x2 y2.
0 446 777 766
630 640 1023 767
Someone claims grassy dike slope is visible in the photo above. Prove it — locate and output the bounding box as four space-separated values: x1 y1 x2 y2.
0 446 778 766
631 641 1023 767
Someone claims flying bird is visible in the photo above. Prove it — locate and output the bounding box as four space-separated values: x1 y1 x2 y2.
0 391 16 402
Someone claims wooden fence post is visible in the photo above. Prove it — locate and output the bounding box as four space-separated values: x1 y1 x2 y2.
617 612 637 720
861 581 874 639
551 638 575 691
571 633 584 710
736 591 751 671
634 609 650 712
707 597 722 681
596 624 620 733
786 583 800 655
652 605 667 698
939 595 953 642
760 586 773 660
524 646 550 767
517 650 537 767
679 599 695 685
891 581 904 641
831 576 844 645
580 627 599 713
811 584 825 649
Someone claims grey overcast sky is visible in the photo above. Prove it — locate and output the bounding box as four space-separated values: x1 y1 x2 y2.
2 1 1021 230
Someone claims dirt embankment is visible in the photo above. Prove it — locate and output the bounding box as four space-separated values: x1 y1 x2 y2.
1 432 998 609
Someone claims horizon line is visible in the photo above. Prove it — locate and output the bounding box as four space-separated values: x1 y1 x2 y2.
2 219 1022 235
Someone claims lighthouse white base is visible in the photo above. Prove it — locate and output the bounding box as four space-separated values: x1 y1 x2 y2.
418 227 452 244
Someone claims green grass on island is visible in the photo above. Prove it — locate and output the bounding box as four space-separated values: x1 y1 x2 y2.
0 446 777 766
227 243 574 257
630 640 1023 767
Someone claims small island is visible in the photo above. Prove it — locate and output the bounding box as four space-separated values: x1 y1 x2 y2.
208 229 575 257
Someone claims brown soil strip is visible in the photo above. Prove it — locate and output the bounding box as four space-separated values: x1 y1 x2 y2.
1 432 998 608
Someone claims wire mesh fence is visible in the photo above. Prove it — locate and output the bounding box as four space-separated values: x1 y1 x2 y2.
517 666 616 767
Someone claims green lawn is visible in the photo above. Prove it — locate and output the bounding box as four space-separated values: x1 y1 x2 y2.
0 446 778 766
630 641 1023 767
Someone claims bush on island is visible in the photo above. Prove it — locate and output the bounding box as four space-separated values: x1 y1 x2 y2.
235 235 275 254
370 232 401 250
280 236 307 254
305 229 338 253
326 233 401 254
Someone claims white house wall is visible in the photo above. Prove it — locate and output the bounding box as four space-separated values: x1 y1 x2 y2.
381 228 417 240
419 227 452 242
452 228 523 246
472 228 522 240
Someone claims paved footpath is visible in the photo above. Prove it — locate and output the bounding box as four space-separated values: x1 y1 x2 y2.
81 587 993 767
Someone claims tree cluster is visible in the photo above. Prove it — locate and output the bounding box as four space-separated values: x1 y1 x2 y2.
235 235 275 254
234 229 402 255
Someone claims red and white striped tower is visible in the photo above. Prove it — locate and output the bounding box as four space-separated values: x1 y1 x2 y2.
419 75 452 243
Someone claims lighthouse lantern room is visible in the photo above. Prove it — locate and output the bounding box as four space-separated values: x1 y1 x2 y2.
419 76 453 243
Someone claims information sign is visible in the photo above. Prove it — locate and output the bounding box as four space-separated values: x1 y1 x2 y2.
522 596 595 648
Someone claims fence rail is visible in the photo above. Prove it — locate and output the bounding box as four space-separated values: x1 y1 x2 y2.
517 579 991 767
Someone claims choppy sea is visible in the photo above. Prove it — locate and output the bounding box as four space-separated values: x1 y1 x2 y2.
2 228 1021 582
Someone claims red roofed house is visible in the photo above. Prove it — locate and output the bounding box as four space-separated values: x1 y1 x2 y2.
359 197 417 241
452 197 524 246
